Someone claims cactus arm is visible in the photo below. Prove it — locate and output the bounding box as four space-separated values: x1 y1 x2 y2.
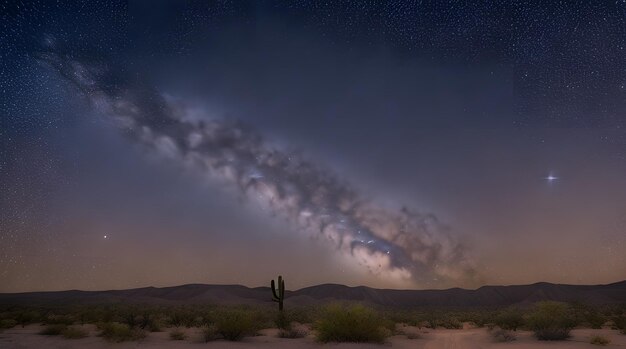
271 279 280 300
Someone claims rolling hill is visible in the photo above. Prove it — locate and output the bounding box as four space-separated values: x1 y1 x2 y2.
1 281 625 308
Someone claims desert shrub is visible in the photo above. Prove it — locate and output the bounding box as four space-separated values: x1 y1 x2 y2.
275 312 290 329
166 307 204 328
413 312 463 329
274 311 308 338
411 311 464 329
396 325 420 339
585 311 607 329
44 314 75 326
526 301 576 340
381 310 417 327
281 307 317 325
494 309 524 331
590 335 610 346
137 312 163 332
246 306 275 329
115 307 163 329
438 316 462 329
572 304 607 329
461 310 496 328
146 320 162 332
314 304 390 343
75 306 110 324
613 315 626 332
62 326 88 339
169 329 186 340
420 312 439 329
202 324 219 342
214 309 258 341
0 319 18 329
40 324 67 335
491 328 516 342
99 322 146 342
16 310 41 327
278 322 308 338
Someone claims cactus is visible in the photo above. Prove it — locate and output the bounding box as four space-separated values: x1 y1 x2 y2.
271 275 285 311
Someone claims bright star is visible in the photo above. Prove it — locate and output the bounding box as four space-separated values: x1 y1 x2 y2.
545 174 558 182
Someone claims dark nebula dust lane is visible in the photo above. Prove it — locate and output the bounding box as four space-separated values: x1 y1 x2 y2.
38 48 477 287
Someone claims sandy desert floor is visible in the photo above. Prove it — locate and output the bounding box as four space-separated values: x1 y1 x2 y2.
1 325 625 349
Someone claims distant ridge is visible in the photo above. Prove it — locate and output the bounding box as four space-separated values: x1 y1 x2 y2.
1 281 625 308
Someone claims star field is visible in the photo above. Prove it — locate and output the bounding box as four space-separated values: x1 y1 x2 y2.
1 0 625 292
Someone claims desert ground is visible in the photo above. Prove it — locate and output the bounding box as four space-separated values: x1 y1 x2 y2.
1 324 625 349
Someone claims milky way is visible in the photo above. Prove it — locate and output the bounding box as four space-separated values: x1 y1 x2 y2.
38 48 477 287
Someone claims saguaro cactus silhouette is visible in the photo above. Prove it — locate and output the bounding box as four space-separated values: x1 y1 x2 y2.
271 275 285 311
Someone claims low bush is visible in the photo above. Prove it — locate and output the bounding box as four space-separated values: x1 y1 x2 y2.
169 329 186 340
165 307 205 328
275 312 290 330
99 322 146 342
585 312 607 329
214 309 258 341
40 324 67 335
0 319 17 329
145 320 162 332
202 324 219 342
438 316 462 329
491 328 516 342
413 312 463 329
62 326 88 339
526 301 576 340
44 314 75 326
613 315 626 332
284 307 318 325
16 310 41 327
314 304 390 343
420 312 438 329
494 309 524 331
590 335 610 346
138 312 163 332
278 322 308 338
572 304 608 329
467 310 497 328
396 325 420 339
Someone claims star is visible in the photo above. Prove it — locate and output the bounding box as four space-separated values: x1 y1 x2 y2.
545 174 559 182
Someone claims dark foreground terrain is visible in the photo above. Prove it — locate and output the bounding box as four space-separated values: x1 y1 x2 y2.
1 281 626 348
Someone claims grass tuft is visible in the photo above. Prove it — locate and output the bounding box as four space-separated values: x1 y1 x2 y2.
590 335 610 346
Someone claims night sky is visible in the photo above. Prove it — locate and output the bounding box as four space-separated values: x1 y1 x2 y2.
1 1 625 292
